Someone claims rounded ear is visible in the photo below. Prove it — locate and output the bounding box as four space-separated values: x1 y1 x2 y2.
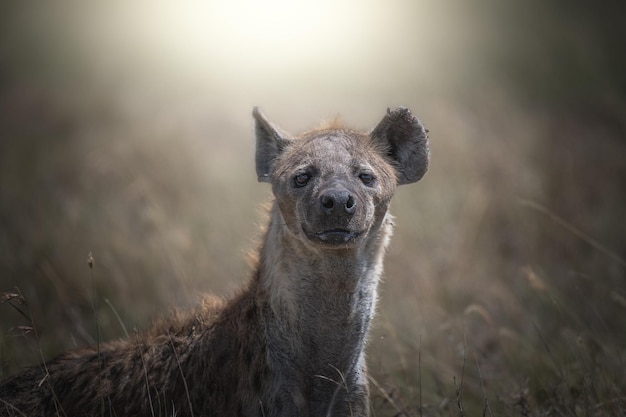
370 107 429 185
252 107 293 182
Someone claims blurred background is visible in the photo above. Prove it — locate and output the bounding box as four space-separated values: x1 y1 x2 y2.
1 1 624 415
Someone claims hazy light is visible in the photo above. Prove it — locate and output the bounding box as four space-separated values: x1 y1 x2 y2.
62 0 463 104
136 0 378 75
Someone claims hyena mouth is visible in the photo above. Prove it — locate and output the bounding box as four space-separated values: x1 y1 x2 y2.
314 229 363 245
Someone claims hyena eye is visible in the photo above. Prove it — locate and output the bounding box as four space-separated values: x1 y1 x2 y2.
294 173 310 188
359 173 375 185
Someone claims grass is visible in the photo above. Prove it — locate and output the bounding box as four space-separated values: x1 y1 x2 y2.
0 84 624 416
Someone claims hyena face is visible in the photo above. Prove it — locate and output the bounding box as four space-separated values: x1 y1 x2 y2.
271 133 397 249
254 107 429 250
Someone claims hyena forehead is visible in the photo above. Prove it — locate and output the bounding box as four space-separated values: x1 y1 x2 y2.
276 131 395 178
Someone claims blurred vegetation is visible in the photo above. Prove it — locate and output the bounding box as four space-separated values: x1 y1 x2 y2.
1 1 625 416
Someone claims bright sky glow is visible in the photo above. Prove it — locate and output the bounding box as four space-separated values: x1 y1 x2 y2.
136 0 376 72
66 0 458 105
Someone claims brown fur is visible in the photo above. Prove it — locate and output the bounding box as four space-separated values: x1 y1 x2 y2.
0 107 428 417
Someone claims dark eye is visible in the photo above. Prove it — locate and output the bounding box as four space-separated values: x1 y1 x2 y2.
359 173 375 185
294 173 310 188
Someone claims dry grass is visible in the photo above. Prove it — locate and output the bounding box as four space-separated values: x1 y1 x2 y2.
0 86 624 416
364 100 626 416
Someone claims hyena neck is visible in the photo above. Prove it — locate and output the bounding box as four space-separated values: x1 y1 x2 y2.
256 202 392 372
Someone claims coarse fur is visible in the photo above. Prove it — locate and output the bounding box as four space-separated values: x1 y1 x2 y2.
0 107 429 416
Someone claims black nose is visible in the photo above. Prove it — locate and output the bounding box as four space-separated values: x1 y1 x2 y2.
320 189 356 215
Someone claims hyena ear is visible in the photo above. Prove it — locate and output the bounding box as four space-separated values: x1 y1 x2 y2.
370 107 430 185
253 107 293 182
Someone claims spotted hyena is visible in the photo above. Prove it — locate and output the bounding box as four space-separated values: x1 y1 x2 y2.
0 107 429 416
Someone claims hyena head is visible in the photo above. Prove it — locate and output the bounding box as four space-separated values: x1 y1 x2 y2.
254 107 429 250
